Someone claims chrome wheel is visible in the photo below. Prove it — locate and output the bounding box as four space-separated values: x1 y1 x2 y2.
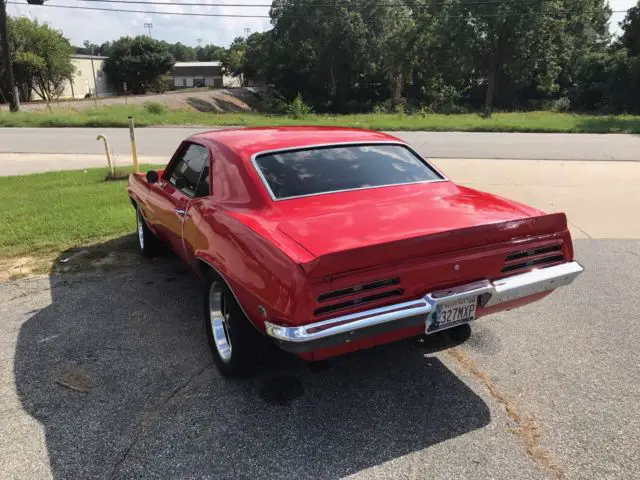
209 282 232 363
136 209 145 250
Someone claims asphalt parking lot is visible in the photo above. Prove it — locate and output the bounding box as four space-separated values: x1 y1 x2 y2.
1 238 639 480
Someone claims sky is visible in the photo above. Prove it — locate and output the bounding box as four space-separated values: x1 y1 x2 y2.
5 0 638 49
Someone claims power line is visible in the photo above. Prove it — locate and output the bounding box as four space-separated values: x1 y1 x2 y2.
6 1 627 19
82 0 542 7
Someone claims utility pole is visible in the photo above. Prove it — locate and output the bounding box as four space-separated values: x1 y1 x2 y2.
244 28 251 38
144 22 153 37
90 47 98 106
0 0 19 111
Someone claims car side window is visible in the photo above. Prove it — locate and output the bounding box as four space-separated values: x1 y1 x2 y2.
166 143 210 197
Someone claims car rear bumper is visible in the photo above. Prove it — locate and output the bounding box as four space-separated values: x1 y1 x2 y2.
264 261 584 354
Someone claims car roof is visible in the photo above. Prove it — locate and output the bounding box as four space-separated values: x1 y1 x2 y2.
189 126 404 160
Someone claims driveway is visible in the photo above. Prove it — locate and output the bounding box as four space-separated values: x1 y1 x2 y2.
1 238 638 479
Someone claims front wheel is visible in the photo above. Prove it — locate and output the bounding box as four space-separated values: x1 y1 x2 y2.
203 272 264 377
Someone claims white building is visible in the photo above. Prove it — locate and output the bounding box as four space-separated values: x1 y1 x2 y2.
60 54 116 99
172 61 224 88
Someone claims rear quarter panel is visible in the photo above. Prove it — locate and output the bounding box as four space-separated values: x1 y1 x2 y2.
187 204 308 332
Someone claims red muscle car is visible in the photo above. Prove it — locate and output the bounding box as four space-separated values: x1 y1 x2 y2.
128 127 583 377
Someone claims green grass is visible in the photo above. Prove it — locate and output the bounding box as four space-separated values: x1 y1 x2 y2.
0 165 158 258
2 105 640 133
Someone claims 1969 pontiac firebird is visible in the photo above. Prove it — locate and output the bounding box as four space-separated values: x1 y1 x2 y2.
128 127 583 377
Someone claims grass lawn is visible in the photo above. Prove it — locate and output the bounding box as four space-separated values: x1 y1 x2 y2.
1 105 640 133
0 166 157 259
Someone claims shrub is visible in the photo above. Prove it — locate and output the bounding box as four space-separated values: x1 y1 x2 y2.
143 101 168 115
393 101 407 115
372 103 388 114
256 90 289 114
429 85 465 114
551 97 571 112
286 93 313 118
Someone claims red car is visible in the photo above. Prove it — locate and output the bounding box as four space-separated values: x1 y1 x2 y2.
128 127 583 377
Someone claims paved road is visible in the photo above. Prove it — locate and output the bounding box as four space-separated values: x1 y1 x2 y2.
1 128 640 161
1 238 638 479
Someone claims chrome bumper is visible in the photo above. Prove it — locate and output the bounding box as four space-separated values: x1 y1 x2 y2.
264 261 584 353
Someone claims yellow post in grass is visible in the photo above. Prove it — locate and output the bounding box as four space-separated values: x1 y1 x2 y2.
128 116 139 173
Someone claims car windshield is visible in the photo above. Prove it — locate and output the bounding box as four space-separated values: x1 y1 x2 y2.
254 143 443 200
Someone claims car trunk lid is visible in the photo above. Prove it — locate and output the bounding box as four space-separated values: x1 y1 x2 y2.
276 187 568 278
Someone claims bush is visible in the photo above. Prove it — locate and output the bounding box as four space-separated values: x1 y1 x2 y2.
152 76 171 94
143 101 168 115
371 98 409 114
286 93 313 118
256 90 289 114
372 103 388 114
429 85 465 114
551 97 571 112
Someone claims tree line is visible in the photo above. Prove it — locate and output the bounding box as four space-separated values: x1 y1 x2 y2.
228 0 640 115
2 0 640 115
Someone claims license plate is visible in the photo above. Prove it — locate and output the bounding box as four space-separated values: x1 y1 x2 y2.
426 296 478 334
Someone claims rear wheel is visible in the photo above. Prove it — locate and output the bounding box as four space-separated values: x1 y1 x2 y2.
135 205 161 257
203 272 265 377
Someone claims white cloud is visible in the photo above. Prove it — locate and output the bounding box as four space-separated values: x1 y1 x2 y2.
6 0 637 47
7 0 272 47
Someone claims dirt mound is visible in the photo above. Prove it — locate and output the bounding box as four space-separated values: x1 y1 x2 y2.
3 87 262 113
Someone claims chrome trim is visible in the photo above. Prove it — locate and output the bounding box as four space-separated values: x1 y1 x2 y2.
136 208 145 250
264 261 584 345
209 280 233 363
483 261 584 307
249 141 449 202
265 299 432 343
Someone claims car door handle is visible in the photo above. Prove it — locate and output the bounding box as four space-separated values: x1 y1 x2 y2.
175 208 187 217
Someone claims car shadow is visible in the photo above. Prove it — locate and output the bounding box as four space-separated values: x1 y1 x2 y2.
13 236 490 479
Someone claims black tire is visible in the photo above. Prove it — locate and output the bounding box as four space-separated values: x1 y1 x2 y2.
135 205 161 257
203 272 265 377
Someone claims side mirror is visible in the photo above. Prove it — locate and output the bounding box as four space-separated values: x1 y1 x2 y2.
146 170 159 184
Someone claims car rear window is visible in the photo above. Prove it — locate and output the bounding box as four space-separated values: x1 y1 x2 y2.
254 144 443 200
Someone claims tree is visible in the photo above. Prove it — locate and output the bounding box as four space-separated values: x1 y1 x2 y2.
103 36 174 94
222 37 248 86
446 0 611 116
161 41 197 62
4 18 74 103
196 44 225 62
569 48 640 113
268 0 372 111
75 40 113 56
568 2 640 114
620 1 640 56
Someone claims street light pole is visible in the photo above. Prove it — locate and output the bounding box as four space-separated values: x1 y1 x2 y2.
0 0 19 111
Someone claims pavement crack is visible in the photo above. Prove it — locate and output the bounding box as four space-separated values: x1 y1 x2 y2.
569 222 593 240
108 362 213 479
446 348 566 480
